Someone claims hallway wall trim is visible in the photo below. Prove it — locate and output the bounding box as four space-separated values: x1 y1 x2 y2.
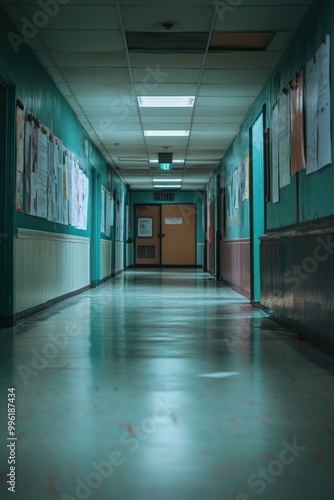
15 229 90 313
260 229 334 354
101 239 112 281
115 242 125 274
220 239 251 298
14 285 90 325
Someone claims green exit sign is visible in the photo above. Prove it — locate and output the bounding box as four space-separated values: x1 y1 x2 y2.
159 163 172 171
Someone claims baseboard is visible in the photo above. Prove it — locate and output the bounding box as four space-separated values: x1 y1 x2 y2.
220 278 251 300
13 285 90 326
263 309 334 359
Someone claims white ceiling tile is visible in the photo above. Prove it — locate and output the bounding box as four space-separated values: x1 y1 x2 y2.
69 83 134 96
140 108 193 117
196 96 255 107
132 68 201 84
141 116 192 125
121 6 213 31
8 6 120 30
193 115 243 124
61 67 131 84
198 84 263 97
50 51 128 67
77 95 137 108
205 52 281 70
38 30 125 51
202 69 270 84
194 106 250 116
81 106 139 116
135 84 198 96
129 53 204 69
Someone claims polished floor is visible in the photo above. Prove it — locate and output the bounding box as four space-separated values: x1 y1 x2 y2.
0 269 334 500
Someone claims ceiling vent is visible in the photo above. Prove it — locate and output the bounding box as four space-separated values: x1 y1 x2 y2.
125 32 209 53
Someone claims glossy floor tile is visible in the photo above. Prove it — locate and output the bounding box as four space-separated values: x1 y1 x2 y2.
0 269 334 500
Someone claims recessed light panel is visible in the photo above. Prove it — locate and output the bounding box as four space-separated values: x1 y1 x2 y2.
138 96 195 107
144 130 190 137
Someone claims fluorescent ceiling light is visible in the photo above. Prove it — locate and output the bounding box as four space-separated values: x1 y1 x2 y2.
144 130 189 137
154 184 182 189
150 159 184 164
152 179 182 182
138 96 195 107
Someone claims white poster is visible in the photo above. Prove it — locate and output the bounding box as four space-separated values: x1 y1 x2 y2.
105 191 112 238
48 139 57 222
317 34 332 170
272 103 280 203
278 92 291 188
61 160 68 225
101 186 106 234
16 106 25 211
241 155 250 202
306 56 319 174
36 128 48 218
26 121 38 216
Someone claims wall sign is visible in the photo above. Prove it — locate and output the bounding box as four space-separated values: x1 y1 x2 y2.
137 217 153 237
165 217 182 225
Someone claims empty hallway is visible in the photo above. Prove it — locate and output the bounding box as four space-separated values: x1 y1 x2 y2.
1 269 334 500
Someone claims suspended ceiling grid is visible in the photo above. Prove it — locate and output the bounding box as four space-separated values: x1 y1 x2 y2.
0 0 314 190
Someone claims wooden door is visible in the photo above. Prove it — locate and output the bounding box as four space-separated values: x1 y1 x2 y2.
161 204 196 265
135 205 161 265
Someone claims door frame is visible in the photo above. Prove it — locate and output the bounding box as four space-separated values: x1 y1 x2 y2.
134 203 197 267
249 106 266 303
0 72 16 327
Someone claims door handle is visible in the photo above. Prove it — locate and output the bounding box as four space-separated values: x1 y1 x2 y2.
162 233 165 238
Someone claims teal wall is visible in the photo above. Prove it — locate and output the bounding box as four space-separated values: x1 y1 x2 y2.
0 8 123 240
128 190 205 266
0 8 126 321
216 0 334 238
250 112 265 301
223 126 250 240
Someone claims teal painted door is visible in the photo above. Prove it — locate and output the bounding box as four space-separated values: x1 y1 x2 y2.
250 112 265 302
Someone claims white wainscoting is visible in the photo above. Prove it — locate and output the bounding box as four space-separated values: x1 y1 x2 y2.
115 242 124 274
100 240 112 280
15 229 90 314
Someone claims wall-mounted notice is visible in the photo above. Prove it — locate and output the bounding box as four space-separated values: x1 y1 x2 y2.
26 122 38 216
165 217 183 225
101 186 106 234
105 191 113 237
36 128 48 219
278 93 291 188
306 34 332 174
317 34 332 170
241 156 249 202
272 103 280 204
138 217 153 237
306 55 318 174
290 71 306 176
15 105 25 212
